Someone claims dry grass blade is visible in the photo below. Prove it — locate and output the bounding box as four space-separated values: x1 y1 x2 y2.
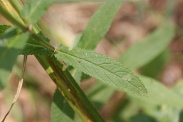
1 55 27 122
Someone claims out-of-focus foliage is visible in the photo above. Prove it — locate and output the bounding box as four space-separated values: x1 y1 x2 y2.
0 27 29 89
1 0 183 122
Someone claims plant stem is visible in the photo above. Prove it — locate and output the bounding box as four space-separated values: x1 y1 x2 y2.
9 0 23 15
0 3 104 121
31 34 55 51
36 56 105 122
0 4 54 52
0 4 25 30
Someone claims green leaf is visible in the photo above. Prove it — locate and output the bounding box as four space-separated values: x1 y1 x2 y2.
173 81 183 97
0 27 18 39
78 0 123 50
21 0 54 24
130 114 157 122
80 73 90 81
141 49 169 79
69 67 82 83
51 89 82 122
0 29 29 89
0 25 10 35
179 110 183 122
71 0 124 83
131 75 183 108
54 46 147 96
21 39 52 55
21 33 52 55
87 82 115 109
119 22 175 70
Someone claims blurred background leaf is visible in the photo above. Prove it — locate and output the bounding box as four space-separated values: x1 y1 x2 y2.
21 0 54 24
1 0 183 121
0 28 29 90
51 89 82 122
119 22 175 70
78 0 124 50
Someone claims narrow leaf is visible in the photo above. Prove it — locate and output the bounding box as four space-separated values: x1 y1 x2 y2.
21 0 53 24
179 110 183 122
54 46 147 96
130 114 157 122
141 49 169 78
78 0 123 50
51 89 78 122
131 75 183 108
119 22 175 70
21 33 52 55
86 82 115 109
21 39 52 55
0 29 29 89
0 25 10 35
69 67 82 83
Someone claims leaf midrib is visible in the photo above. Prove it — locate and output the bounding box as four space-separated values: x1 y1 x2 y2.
56 50 143 93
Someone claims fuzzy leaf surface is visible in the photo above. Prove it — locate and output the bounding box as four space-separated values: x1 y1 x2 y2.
0 29 29 89
78 0 123 49
21 0 53 24
54 46 147 96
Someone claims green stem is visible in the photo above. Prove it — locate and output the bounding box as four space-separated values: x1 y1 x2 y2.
31 34 55 52
36 56 105 122
0 5 25 30
0 3 104 121
9 0 22 15
0 4 54 52
8 0 41 33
